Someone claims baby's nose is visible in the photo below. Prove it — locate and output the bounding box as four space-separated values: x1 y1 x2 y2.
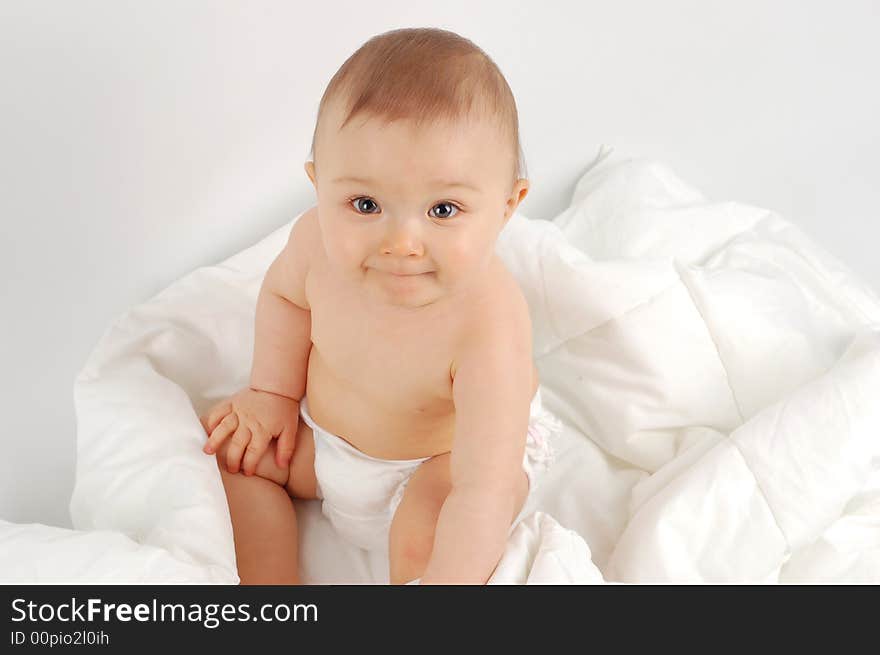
380 216 424 257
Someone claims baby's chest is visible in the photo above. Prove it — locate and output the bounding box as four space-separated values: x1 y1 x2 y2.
317 313 452 395
308 284 457 406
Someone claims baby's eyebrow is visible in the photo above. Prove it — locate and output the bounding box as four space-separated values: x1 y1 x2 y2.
332 175 480 193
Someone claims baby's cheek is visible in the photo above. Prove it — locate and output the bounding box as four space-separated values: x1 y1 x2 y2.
444 234 479 265
338 236 361 261
324 232 361 269
445 236 492 275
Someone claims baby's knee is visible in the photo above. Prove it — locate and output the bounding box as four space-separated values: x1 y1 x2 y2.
389 528 435 584
401 532 434 568
213 442 290 488
254 441 292 488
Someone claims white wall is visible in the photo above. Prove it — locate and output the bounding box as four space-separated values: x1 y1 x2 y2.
2 0 878 528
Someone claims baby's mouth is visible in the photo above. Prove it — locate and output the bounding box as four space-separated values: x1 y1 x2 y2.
378 268 432 277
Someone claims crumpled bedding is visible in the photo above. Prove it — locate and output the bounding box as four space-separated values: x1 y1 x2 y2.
2 148 879 583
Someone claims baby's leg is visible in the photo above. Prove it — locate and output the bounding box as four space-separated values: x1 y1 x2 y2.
214 419 318 584
216 461 300 584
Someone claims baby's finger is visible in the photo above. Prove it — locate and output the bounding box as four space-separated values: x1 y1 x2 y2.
275 423 296 469
226 423 252 475
204 412 238 455
204 401 233 434
242 423 271 476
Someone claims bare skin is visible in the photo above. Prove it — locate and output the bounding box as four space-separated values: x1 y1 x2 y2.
207 102 537 584
212 207 536 583
213 412 318 585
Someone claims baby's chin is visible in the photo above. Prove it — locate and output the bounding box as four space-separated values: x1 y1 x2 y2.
364 268 445 310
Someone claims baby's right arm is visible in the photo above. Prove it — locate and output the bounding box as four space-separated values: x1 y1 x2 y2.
250 210 313 401
201 209 315 474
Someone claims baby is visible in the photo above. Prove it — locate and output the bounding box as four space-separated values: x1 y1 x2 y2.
199 27 560 585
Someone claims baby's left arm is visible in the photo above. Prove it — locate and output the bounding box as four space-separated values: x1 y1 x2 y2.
419 302 533 585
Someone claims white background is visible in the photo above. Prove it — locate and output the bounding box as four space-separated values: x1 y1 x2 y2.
1 0 878 528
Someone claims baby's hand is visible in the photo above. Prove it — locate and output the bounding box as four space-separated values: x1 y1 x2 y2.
199 387 300 475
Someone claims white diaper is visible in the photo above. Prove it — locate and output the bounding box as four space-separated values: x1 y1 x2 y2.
299 388 563 552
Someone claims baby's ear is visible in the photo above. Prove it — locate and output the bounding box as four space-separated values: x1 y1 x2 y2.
304 161 317 189
504 178 530 220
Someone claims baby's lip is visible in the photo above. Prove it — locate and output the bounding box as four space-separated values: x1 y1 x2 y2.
382 269 431 276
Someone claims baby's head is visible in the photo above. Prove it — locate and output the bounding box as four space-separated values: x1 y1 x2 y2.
303 27 529 311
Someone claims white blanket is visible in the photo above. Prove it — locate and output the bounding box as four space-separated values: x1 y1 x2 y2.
3 149 879 583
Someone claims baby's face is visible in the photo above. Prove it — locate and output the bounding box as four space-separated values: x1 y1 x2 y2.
305 103 528 311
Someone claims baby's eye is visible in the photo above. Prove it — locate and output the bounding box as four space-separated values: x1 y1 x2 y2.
428 202 460 220
350 197 380 214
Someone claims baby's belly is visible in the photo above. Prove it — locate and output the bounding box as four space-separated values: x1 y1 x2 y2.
304 346 456 460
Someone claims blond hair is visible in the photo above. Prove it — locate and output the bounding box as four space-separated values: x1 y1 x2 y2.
309 27 526 183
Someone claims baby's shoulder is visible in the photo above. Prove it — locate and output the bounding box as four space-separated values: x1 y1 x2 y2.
291 204 320 260
278 205 320 309
476 255 531 331
451 257 532 375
